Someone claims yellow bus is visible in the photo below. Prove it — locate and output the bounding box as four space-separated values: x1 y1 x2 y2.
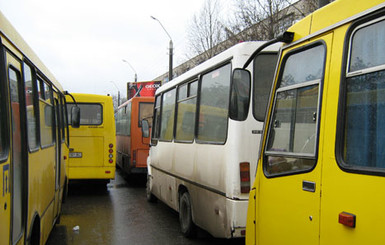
66 93 116 184
0 10 79 245
246 0 385 244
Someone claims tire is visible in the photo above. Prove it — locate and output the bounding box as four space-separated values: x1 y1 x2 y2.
179 192 196 238
146 175 157 203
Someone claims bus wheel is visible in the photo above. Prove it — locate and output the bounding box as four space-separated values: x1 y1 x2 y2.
179 192 196 238
146 175 157 203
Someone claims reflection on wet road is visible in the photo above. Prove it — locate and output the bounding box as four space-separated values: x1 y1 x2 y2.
47 170 244 245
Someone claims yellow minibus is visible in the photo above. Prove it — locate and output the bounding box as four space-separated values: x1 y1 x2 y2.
246 0 385 244
66 93 116 183
0 10 79 245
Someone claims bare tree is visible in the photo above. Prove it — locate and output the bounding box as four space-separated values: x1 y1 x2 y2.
227 0 318 41
186 0 225 62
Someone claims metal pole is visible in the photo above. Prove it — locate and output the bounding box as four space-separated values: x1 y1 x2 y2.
110 81 120 106
169 40 173 81
151 16 173 81
122 59 138 82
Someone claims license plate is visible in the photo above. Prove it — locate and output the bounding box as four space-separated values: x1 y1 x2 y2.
69 152 82 158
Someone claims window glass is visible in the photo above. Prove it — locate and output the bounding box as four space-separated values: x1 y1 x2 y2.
197 64 231 143
178 84 188 100
349 19 385 72
160 89 176 141
152 95 161 144
230 69 250 121
280 46 324 87
139 102 154 127
253 53 279 121
176 81 197 141
0 75 6 157
265 45 324 175
342 19 385 170
24 63 39 149
125 104 131 135
39 79 54 147
67 103 102 125
189 82 198 96
9 67 24 241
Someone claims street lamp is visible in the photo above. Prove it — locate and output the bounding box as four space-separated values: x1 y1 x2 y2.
122 59 138 82
151 15 173 81
110 81 120 106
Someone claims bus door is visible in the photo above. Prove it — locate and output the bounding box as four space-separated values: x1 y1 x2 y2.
0 49 11 245
255 34 332 244
53 95 61 218
320 17 385 244
6 51 27 244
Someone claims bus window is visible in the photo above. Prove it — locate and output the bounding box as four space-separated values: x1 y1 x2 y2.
0 81 6 158
160 89 176 141
23 63 39 150
197 63 231 143
38 78 54 147
151 95 161 144
230 69 251 121
342 18 385 171
253 53 279 121
67 103 102 125
265 44 325 175
175 80 197 142
138 102 153 127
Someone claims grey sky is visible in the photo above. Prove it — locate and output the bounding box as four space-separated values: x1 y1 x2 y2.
0 0 231 96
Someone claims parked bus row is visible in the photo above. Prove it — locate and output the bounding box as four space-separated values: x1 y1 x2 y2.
0 11 79 245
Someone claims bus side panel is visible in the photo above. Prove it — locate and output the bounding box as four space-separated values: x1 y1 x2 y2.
319 18 385 244
116 134 131 170
28 147 56 244
0 158 11 245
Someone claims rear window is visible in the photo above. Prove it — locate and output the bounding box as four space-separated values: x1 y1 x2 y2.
67 103 103 125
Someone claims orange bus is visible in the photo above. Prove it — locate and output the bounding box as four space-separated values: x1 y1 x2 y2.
115 97 154 175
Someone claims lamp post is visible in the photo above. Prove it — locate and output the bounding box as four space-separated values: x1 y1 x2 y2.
151 15 173 81
122 59 138 82
110 81 120 106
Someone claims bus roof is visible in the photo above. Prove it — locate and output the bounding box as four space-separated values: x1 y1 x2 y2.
0 10 62 90
68 93 113 103
288 0 385 43
156 41 281 95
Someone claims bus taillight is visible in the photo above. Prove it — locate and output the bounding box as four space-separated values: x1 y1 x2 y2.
108 143 114 163
240 162 250 193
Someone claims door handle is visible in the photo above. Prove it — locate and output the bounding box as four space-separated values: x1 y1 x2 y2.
302 180 316 192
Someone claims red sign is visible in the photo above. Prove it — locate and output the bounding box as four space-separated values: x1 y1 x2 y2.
127 81 161 100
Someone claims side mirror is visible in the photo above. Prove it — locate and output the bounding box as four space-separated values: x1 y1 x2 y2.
141 119 150 138
71 106 80 128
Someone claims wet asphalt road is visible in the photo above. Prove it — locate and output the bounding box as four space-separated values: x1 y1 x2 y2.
46 169 245 245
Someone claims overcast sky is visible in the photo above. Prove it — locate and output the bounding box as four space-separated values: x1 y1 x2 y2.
0 0 231 96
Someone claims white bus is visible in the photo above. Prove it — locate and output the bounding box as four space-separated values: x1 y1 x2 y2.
144 41 280 238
